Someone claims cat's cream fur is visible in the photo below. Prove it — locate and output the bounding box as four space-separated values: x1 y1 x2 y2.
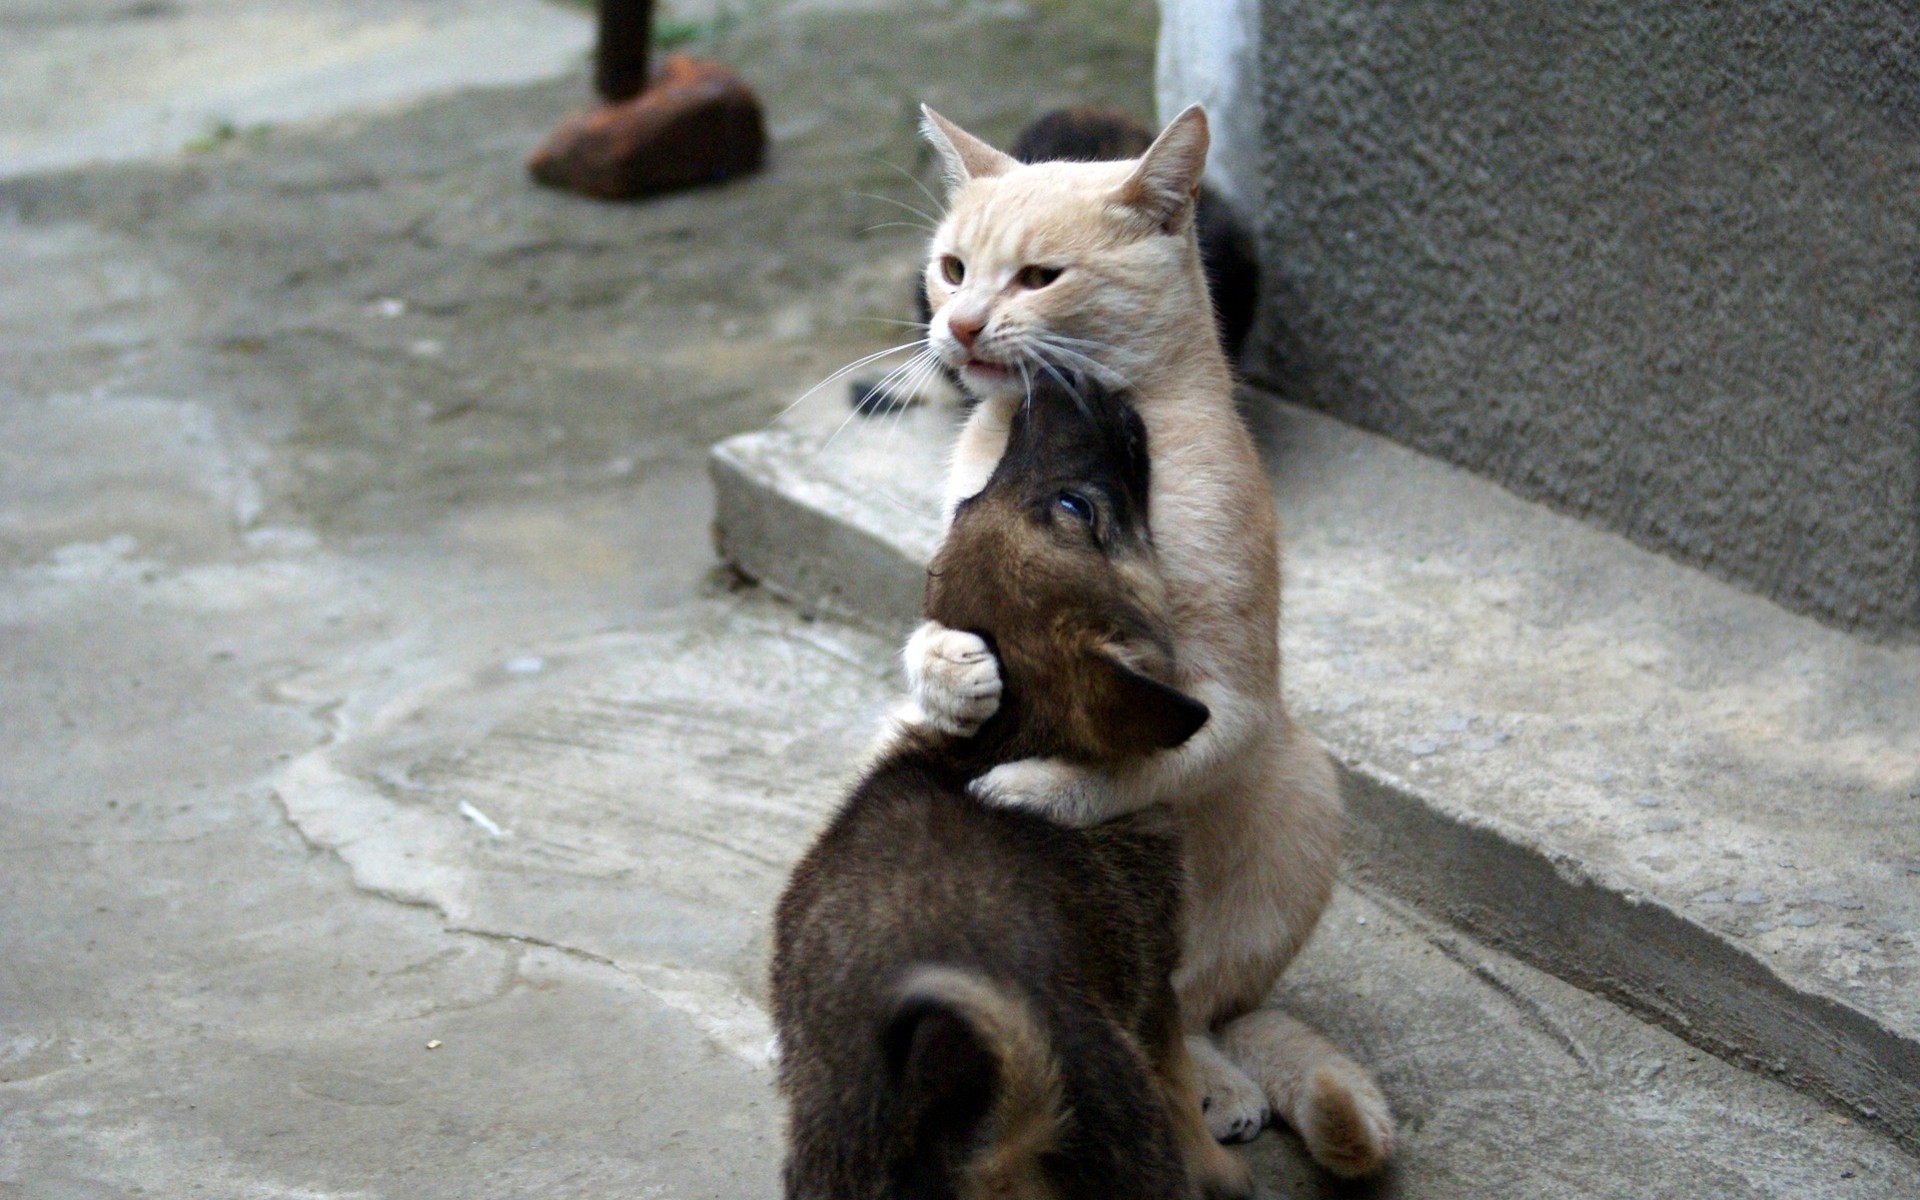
892 104 1395 1176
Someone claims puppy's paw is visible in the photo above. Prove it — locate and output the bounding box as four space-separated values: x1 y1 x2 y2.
969 759 1103 827
1191 1037 1270 1145
1298 1066 1395 1178
904 622 1001 737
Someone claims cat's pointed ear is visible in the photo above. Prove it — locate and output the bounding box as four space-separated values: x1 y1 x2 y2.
1085 649 1210 752
1118 104 1209 233
921 105 1018 189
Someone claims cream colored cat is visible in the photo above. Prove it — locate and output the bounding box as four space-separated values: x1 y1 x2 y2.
888 104 1395 1177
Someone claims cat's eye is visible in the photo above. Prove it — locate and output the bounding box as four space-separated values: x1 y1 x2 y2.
1016 265 1063 290
939 255 966 285
1056 491 1095 526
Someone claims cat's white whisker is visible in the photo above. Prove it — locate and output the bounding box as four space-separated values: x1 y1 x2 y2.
856 192 941 230
871 355 929 430
1021 337 1128 391
823 348 936 451
1044 332 1128 364
1033 329 1145 364
819 394 877 453
1037 330 1121 350
857 350 932 411
895 346 943 395
866 155 949 221
904 350 947 410
777 339 928 421
1044 340 1141 371
877 354 941 454
1029 329 1119 356
1014 348 1096 422
1034 345 1101 378
868 368 935 462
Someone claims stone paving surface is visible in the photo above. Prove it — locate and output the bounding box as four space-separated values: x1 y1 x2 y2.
4 1 1919 1196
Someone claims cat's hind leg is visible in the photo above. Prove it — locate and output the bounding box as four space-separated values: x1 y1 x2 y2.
1218 1008 1394 1178
1158 1024 1254 1198
1186 1033 1269 1145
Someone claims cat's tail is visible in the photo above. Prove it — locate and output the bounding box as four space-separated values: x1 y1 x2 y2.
885 966 1064 1169
1218 1008 1395 1177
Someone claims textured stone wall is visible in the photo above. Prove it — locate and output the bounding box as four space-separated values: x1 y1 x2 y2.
1252 0 1920 635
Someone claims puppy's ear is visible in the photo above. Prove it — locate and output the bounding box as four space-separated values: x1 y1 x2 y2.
1086 650 1210 752
1117 104 1209 233
922 105 1019 190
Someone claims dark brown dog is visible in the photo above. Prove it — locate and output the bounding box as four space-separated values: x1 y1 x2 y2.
772 374 1250 1200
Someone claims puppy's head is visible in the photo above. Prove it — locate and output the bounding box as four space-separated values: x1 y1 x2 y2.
926 372 1207 761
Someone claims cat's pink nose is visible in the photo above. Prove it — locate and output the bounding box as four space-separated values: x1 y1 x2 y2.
947 314 983 350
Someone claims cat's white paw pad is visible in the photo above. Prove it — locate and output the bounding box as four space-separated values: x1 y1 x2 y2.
1195 1049 1271 1145
1298 1067 1395 1178
906 625 1001 736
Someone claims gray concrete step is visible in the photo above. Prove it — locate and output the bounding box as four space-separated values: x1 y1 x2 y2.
709 391 1920 1154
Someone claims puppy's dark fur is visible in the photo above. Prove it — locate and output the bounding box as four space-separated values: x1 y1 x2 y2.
772 376 1250 1200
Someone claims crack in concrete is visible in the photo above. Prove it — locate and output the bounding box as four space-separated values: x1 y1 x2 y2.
1360 881 1603 1079
269 746 776 1072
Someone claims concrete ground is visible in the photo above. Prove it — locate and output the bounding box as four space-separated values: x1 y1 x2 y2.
3 1 1918 1196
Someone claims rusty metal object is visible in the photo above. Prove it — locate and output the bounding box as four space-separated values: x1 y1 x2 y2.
529 55 766 200
529 0 766 201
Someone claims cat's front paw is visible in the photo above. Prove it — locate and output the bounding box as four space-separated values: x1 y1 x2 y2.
904 622 1002 737
968 759 1106 827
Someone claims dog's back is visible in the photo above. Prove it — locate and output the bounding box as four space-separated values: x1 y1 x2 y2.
774 761 1188 1200
772 375 1249 1200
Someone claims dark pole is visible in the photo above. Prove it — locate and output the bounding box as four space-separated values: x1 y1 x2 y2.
529 0 763 199
594 0 655 104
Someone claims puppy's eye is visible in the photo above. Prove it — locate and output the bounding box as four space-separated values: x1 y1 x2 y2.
940 255 966 285
1016 265 1063 289
1056 491 1095 526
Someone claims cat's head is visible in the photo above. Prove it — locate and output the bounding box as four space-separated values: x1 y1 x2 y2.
925 372 1207 762
918 105 1213 401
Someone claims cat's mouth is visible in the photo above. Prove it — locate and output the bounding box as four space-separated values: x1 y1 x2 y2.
963 357 1010 381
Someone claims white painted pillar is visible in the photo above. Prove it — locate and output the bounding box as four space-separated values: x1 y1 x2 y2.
1155 0 1261 213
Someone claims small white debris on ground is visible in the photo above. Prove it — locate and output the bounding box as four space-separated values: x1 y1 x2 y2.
457 801 507 839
